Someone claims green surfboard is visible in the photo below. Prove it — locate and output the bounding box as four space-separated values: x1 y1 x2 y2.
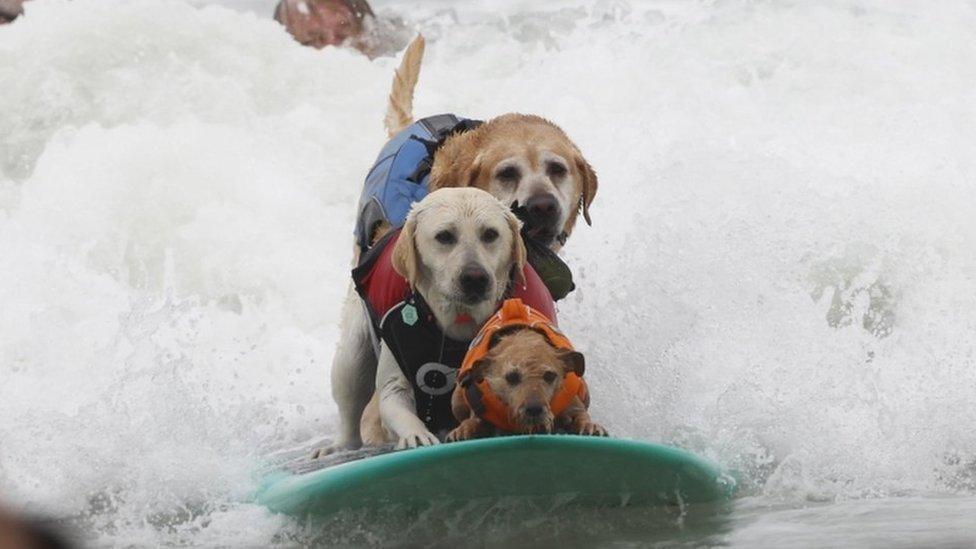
257 436 735 518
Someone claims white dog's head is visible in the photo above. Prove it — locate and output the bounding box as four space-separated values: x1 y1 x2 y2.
392 188 526 340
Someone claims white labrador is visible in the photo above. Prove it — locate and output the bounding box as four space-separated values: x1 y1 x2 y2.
325 188 526 452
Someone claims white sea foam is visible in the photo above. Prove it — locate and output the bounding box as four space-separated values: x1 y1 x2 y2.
2 0 976 544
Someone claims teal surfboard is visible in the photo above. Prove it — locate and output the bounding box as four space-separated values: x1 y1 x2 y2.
257 436 735 518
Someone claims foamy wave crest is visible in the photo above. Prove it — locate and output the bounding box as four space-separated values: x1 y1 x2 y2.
2 0 976 544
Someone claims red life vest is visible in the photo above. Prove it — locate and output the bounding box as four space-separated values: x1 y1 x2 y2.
354 229 556 328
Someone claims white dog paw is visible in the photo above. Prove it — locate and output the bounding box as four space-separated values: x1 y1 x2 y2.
395 431 440 450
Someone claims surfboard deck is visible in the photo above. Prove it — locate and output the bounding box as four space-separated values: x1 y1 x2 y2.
256 436 735 518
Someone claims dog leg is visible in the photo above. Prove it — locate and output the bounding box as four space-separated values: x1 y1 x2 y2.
359 392 390 445
376 344 439 449
314 287 377 457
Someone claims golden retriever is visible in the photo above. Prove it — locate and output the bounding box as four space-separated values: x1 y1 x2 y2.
384 35 599 252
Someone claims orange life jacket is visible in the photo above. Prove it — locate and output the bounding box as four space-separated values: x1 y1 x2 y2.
457 298 588 433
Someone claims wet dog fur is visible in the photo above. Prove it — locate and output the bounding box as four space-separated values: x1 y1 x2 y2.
319 188 526 454
446 327 607 441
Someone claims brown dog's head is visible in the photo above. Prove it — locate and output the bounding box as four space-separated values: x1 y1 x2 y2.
429 114 598 251
463 327 585 433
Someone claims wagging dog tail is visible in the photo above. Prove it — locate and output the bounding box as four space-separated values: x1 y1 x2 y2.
384 34 425 138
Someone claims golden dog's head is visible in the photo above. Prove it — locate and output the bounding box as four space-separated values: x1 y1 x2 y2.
392 188 527 339
429 114 598 251
464 327 586 433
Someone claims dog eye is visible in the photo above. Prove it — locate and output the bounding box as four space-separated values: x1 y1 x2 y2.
504 371 521 385
482 228 499 243
543 371 558 384
496 166 521 183
434 230 456 245
546 161 568 179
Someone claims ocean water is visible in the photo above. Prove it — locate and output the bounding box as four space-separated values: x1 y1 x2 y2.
2 0 976 546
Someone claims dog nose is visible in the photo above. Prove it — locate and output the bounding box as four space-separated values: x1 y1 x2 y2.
459 265 490 297
524 405 545 418
525 193 560 224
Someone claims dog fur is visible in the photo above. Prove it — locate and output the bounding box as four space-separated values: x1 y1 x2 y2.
384 35 599 252
446 327 607 441
321 188 526 453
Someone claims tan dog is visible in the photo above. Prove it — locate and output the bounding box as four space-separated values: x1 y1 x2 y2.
321 188 527 454
446 321 607 442
384 36 599 252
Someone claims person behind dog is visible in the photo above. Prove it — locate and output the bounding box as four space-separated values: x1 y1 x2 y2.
0 0 26 24
273 0 376 54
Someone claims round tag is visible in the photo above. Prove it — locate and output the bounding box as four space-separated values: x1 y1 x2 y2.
415 362 457 396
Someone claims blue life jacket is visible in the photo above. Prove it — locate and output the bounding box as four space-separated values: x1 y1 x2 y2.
354 114 483 253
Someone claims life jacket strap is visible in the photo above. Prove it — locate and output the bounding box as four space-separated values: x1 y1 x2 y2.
407 118 485 183
549 373 585 417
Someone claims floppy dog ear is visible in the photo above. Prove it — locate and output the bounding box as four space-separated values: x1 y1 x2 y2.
459 358 490 387
392 214 420 290
557 349 585 377
430 150 483 190
574 155 598 226
505 210 528 286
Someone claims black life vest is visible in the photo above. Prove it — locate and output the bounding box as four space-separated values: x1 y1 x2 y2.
379 295 470 434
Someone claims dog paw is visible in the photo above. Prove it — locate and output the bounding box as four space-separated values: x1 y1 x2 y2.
310 438 362 459
446 423 478 443
527 419 555 435
395 430 440 450
578 421 609 437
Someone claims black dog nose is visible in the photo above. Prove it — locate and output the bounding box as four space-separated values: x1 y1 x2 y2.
525 193 560 223
459 265 490 296
524 405 544 418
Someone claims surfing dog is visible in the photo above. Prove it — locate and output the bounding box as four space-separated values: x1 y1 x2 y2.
378 35 599 254
322 188 538 453
447 299 607 441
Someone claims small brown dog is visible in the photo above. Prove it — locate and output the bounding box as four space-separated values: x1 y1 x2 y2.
447 299 607 441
